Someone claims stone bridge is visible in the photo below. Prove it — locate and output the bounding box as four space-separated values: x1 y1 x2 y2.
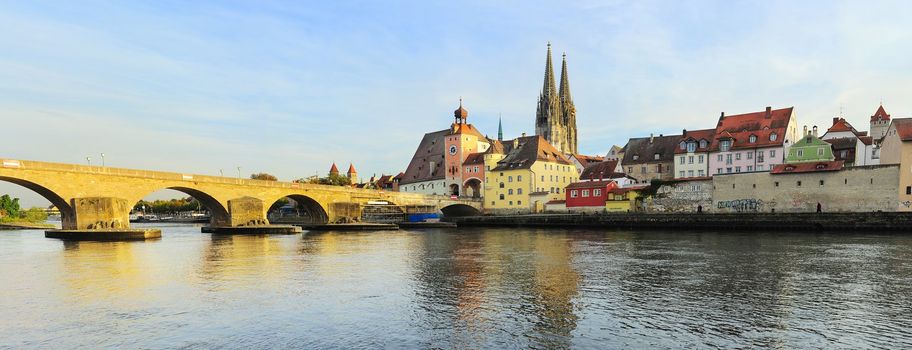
0 158 481 231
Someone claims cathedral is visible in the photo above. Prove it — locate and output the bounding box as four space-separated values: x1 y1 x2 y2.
535 43 578 155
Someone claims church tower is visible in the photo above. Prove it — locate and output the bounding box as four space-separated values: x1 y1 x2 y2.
535 43 577 154
558 52 578 154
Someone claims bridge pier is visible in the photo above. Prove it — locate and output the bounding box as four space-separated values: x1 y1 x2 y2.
45 197 161 241
200 196 301 235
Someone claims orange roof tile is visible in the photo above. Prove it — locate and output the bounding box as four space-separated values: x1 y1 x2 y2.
711 107 794 151
771 160 844 174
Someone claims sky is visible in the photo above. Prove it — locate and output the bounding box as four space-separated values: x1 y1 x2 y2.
2 0 911 207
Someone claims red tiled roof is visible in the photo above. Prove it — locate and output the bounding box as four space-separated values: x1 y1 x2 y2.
674 128 715 154
825 137 857 150
771 160 844 174
858 136 873 145
450 123 486 139
347 163 357 173
329 163 339 174
893 118 912 141
492 136 571 171
871 105 891 122
711 107 794 151
461 152 486 166
573 154 605 167
826 117 860 135
579 160 623 180
565 179 616 190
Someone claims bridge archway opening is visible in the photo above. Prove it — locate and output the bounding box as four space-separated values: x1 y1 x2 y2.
0 176 74 227
132 187 230 227
449 184 460 196
266 195 329 225
440 203 482 218
361 201 405 223
463 179 481 199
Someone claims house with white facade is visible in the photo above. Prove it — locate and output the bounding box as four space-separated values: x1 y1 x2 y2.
673 128 714 178
708 106 799 175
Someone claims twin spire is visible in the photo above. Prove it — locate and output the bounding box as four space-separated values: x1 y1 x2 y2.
535 42 577 154
541 42 573 103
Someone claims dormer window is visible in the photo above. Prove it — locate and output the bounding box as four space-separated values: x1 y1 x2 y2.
720 140 732 152
654 153 660 160
816 164 826 169
770 132 778 141
679 141 686 150
749 135 757 143
633 155 639 160
785 166 795 171
699 140 708 149
686 142 696 153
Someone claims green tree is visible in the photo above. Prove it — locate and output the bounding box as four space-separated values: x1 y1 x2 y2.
250 173 278 181
320 173 351 186
21 207 48 222
0 195 21 218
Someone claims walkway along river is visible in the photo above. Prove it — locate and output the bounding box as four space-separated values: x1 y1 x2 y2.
1 223 911 348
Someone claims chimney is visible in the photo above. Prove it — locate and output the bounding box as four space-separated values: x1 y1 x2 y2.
682 129 687 137
812 125 818 137
521 132 526 137
832 117 839 126
803 125 808 135
765 106 772 119
649 133 654 144
720 111 725 119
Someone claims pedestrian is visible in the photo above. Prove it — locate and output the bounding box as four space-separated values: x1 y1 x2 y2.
697 205 703 213
816 202 822 213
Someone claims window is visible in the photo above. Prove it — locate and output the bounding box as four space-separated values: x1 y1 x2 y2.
550 187 555 193
736 153 741 160
474 166 479 172
752 184 756 188
775 181 779 187
726 154 732 165
508 189 513 195
680 141 687 150
819 180 824 186
688 170 694 177
699 155 704 163
654 153 660 160
698 170 705 177
797 181 802 186
770 132 778 141
700 140 708 148
518 200 522 205
907 186 911 195
641 166 646 173
508 176 513 182
726 167 732 173
518 188 522 194
687 142 696 153
594 189 602 196
633 155 639 160
758 152 765 163
732 184 736 189
717 154 723 162
491 201 495 205
717 168 723 174
499 183 504 188
517 175 522 181
541 176 545 182
499 194 504 200
680 156 686 164
509 201 513 205
571 190 579 198
735 166 741 172
657 164 664 173
747 166 753 172
582 190 590 197
747 152 753 160
465 167 470 173
628 167 633 174
688 155 694 164
818 148 824 156
749 135 757 143
720 140 731 151
844 179 847 185
757 165 763 171
679 171 685 177
770 150 776 158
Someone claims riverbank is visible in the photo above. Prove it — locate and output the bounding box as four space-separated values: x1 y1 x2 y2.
449 212 912 232
0 221 55 230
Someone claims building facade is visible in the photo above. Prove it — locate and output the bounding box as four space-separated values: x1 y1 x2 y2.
786 130 835 163
708 107 799 175
620 134 680 183
820 117 876 166
443 101 491 197
534 43 577 155
485 136 577 214
674 128 714 179
565 180 616 213
878 118 912 210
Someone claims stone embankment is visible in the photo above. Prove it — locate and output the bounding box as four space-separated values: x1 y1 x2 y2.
449 212 912 232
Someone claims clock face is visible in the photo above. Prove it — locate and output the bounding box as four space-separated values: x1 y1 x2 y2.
449 145 458 155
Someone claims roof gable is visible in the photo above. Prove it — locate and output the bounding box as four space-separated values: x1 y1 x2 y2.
711 107 793 151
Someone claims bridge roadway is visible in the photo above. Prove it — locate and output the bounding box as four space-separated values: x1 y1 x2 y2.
0 158 481 236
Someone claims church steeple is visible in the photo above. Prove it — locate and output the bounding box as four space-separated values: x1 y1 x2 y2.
535 42 563 152
559 52 577 154
497 115 503 141
542 42 557 97
559 52 572 104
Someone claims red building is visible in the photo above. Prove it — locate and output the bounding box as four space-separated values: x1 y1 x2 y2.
564 180 618 211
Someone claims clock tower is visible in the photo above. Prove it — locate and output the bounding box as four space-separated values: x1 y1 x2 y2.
443 99 490 197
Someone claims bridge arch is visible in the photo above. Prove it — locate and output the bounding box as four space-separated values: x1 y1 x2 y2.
266 194 329 225
0 176 75 227
131 186 231 227
440 203 482 217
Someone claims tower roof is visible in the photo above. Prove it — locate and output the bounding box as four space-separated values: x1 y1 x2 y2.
347 163 357 174
497 116 503 141
559 52 572 103
542 43 557 97
871 104 891 122
329 163 339 174
454 98 468 121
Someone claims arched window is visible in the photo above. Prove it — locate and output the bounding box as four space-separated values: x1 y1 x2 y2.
679 141 686 150
749 135 757 143
508 189 514 195
699 140 708 148
499 194 504 200
499 182 505 188
770 132 778 141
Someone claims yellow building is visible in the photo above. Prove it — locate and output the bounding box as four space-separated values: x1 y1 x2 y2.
605 186 648 212
483 136 577 214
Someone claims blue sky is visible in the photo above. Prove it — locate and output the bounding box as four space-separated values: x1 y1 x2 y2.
2 0 911 206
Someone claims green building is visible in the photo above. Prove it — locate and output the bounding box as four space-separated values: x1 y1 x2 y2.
786 130 835 163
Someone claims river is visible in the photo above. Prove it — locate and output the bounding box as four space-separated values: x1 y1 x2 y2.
1 224 911 349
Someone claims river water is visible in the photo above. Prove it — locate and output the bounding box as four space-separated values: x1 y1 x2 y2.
1 224 911 349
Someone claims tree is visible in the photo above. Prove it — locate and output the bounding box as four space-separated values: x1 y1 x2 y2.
0 195 20 218
250 173 278 181
320 173 351 186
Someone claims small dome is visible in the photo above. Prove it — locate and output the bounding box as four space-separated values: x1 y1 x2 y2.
454 100 468 120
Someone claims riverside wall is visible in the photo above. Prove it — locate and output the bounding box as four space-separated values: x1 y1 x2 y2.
448 212 912 232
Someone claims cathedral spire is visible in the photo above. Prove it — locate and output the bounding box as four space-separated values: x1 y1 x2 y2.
542 42 557 97
497 115 503 141
559 52 572 104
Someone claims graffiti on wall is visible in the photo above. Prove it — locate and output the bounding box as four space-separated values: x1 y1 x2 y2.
716 199 764 212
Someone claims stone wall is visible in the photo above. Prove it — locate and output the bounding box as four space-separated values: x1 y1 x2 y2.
648 179 713 212
711 165 899 213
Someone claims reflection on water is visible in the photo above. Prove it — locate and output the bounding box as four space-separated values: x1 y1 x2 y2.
1 225 912 349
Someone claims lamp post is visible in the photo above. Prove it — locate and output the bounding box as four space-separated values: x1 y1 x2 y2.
86 156 91 165
100 153 105 167
219 169 224 177
236 166 242 179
